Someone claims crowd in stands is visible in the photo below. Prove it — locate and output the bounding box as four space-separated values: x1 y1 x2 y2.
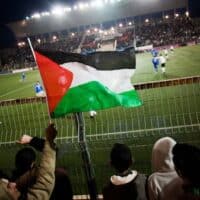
0 124 200 199
0 14 200 72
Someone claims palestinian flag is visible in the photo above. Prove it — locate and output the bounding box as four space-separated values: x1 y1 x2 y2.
34 48 142 118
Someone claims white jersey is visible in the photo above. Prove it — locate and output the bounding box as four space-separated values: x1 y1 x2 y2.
159 56 166 64
164 49 168 56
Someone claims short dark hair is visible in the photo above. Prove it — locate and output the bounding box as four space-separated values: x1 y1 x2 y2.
110 143 133 173
15 147 36 172
50 168 73 200
173 143 200 186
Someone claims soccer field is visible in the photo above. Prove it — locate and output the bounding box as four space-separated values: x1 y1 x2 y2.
0 45 200 100
0 45 200 194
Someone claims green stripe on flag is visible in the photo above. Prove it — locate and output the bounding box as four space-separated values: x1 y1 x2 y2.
51 81 142 118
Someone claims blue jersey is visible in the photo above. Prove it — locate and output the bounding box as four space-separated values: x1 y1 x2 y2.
151 49 158 57
152 57 159 65
34 84 43 93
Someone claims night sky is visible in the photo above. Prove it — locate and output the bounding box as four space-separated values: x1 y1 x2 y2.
0 0 75 24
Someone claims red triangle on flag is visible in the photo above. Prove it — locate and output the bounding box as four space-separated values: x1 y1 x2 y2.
35 51 73 113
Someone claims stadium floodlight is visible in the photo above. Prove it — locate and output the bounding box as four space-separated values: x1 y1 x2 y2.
111 27 115 31
52 35 57 41
93 0 104 8
64 7 72 12
51 6 64 15
18 42 26 47
104 31 108 35
185 11 189 17
31 13 41 19
73 5 78 10
175 13 179 18
41 12 50 16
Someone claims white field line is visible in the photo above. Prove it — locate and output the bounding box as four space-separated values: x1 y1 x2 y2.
0 83 33 98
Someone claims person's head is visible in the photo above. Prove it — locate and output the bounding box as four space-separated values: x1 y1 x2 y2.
110 143 133 173
151 137 176 172
172 143 200 187
15 147 36 175
50 168 73 200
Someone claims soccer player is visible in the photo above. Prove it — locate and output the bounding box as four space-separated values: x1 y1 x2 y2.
21 72 26 82
34 81 46 97
159 53 166 74
152 55 159 73
151 49 158 57
170 45 174 53
163 48 169 60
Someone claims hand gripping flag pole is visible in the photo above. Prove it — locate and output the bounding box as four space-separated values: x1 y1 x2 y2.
27 38 52 123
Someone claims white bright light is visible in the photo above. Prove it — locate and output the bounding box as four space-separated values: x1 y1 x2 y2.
185 11 189 17
128 22 132 26
37 39 41 43
18 42 26 47
25 16 30 20
41 12 50 16
119 23 123 27
175 13 179 18
87 30 90 33
64 7 72 12
94 28 98 32
73 5 78 10
94 0 104 8
31 13 41 19
165 15 169 19
52 6 64 15
111 27 115 31
52 35 57 40
71 32 75 36
145 18 149 23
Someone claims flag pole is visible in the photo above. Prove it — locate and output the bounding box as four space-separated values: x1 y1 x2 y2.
75 112 97 200
27 37 52 123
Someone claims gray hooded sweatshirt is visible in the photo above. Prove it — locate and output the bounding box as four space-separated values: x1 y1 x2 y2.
147 137 178 200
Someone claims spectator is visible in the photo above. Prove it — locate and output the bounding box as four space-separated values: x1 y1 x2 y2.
0 123 57 200
16 134 73 200
160 143 200 200
11 147 36 182
103 143 147 200
147 137 177 200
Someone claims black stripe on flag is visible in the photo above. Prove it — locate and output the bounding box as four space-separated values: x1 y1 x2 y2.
36 47 135 70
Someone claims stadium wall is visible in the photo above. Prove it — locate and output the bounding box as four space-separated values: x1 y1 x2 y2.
8 0 187 38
